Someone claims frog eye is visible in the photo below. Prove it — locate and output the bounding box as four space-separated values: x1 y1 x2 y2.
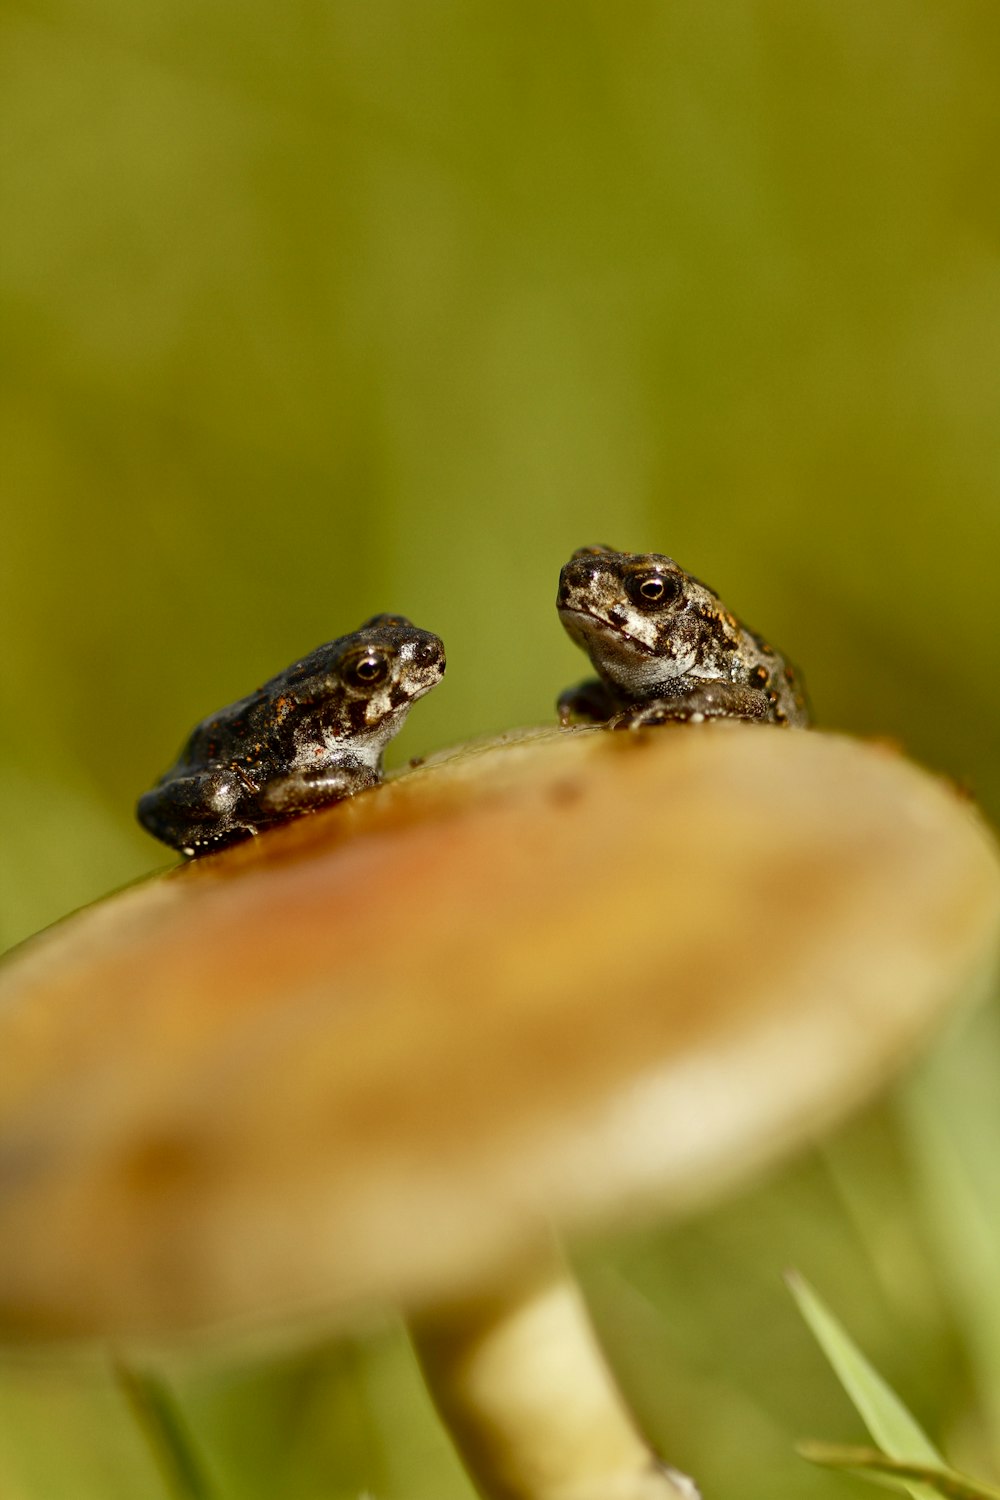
571 544 617 560
345 652 390 689
624 572 682 609
361 613 412 630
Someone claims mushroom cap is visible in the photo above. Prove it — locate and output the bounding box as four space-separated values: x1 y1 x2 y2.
0 725 997 1343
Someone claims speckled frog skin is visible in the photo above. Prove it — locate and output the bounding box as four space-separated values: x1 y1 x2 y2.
557 546 808 730
138 615 446 856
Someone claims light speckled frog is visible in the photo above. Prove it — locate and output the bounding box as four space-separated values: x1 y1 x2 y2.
138 614 445 856
556 546 808 730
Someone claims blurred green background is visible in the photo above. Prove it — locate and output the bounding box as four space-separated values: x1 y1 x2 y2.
2 1 999 1496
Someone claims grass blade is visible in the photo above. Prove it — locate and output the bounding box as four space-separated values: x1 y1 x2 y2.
799 1442 1000 1500
787 1271 944 1499
787 1272 941 1465
113 1357 215 1500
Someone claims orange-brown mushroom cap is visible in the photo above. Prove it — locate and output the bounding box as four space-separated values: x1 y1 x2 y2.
0 725 997 1342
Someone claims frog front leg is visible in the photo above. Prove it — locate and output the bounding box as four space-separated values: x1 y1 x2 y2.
255 760 379 819
609 681 775 730
557 677 620 726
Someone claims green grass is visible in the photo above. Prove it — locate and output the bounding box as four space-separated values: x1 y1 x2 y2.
792 1273 1000 1499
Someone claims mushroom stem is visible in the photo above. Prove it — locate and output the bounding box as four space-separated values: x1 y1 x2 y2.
410 1261 700 1500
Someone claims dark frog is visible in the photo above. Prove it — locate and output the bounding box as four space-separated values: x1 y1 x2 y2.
556 546 808 730
138 615 445 856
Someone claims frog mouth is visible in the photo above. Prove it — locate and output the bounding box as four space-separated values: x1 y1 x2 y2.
557 606 656 656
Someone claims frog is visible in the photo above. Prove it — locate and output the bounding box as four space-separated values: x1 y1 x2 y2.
556 546 809 730
137 614 446 856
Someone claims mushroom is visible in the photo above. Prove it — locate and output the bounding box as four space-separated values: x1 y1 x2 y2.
0 725 997 1500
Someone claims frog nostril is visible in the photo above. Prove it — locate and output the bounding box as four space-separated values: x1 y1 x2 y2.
416 640 442 667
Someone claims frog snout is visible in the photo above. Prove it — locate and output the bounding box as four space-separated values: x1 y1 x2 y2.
557 558 602 606
557 567 586 605
415 638 445 671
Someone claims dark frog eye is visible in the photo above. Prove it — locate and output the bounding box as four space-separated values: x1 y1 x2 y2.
344 651 390 689
624 571 682 609
571 544 617 560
